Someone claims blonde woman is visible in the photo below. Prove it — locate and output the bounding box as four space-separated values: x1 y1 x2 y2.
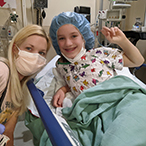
0 24 50 146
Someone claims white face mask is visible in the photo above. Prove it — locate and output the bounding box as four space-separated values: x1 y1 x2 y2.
62 47 86 63
15 46 46 76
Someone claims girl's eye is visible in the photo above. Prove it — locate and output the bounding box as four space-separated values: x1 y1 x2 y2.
58 37 64 40
72 35 77 38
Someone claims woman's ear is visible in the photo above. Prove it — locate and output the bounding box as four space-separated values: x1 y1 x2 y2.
12 44 16 53
12 44 18 57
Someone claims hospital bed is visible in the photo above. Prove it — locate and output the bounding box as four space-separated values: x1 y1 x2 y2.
26 55 146 146
27 79 74 146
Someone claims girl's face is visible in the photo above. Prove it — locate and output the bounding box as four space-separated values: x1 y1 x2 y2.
57 24 84 59
14 35 48 58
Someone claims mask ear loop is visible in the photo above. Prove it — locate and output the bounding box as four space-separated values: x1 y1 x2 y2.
13 44 20 59
15 44 20 51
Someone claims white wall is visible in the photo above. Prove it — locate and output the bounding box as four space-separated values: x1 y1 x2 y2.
43 0 96 26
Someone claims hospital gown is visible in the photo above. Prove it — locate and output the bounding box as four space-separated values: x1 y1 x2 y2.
56 47 123 97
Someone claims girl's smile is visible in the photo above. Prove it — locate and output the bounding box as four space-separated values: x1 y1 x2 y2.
65 47 76 52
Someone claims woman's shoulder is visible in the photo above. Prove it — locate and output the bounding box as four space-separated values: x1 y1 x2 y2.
0 60 9 80
0 57 9 69
0 60 9 96
0 57 9 67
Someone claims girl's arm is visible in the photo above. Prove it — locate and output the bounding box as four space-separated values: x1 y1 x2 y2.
101 26 144 67
52 85 70 107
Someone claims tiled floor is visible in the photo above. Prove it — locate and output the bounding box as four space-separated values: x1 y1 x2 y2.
14 114 34 146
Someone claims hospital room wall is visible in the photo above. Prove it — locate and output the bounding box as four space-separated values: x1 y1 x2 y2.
0 0 146 30
0 0 146 61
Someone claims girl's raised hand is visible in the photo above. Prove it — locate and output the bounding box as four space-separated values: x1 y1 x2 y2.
101 26 126 45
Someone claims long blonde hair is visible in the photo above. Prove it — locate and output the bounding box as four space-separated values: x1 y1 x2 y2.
7 24 50 115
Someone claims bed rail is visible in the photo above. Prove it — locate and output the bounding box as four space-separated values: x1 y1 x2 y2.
27 79 73 146
133 63 146 75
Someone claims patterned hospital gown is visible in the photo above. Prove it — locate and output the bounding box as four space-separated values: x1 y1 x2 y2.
56 47 123 97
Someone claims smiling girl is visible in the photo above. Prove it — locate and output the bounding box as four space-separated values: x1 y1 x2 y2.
49 11 144 107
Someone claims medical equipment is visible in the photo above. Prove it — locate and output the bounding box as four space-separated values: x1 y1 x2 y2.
96 0 139 47
132 17 143 31
74 6 90 23
98 0 136 22
0 5 22 57
98 0 133 21
98 9 122 21
111 1 131 9
34 0 48 26
141 4 146 32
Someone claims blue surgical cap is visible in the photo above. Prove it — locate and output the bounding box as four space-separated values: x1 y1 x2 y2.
49 11 95 55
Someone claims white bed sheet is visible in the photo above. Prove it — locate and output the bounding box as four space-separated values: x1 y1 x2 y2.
27 55 146 117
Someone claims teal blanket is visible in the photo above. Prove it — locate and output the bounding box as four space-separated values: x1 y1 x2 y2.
28 75 146 146
62 75 146 146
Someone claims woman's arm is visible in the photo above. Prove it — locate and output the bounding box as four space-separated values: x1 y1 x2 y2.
4 110 19 146
101 26 144 67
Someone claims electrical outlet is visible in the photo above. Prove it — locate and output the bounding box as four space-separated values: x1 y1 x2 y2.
0 26 13 39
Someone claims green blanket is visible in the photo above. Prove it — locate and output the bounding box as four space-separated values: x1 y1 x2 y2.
62 75 146 146
27 75 146 146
